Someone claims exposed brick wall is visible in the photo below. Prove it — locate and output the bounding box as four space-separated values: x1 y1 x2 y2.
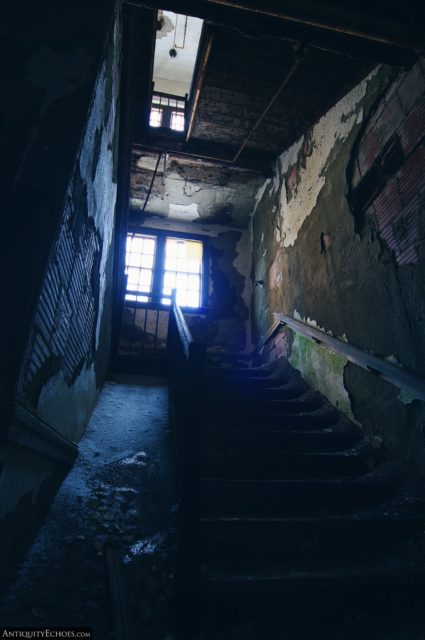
14 11 121 426
352 59 425 266
18 196 102 405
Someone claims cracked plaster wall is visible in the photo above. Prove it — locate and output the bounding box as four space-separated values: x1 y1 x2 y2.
0 0 120 587
252 61 425 477
17 11 121 441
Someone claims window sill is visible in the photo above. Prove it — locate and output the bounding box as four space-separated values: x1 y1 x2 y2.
124 299 208 314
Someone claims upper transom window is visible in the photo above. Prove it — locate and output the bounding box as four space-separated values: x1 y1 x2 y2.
149 93 186 132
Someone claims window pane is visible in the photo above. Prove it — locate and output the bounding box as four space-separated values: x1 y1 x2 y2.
163 238 203 308
141 254 154 269
127 268 139 285
149 108 162 127
165 257 177 271
127 252 142 268
187 290 200 308
125 234 156 300
164 272 176 289
177 290 188 307
130 237 143 253
188 274 200 290
144 239 156 255
186 259 199 273
170 111 185 132
140 269 152 289
176 272 188 289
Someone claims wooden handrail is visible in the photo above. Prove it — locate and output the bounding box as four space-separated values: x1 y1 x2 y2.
273 313 425 402
172 302 195 361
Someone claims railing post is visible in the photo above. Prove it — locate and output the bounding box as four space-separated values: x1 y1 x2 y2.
166 291 207 632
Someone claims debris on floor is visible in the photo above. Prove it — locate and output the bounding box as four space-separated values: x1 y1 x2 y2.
0 375 177 639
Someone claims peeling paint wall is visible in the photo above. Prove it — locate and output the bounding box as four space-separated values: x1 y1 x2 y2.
17 13 121 441
0 0 120 588
252 60 425 477
130 152 265 229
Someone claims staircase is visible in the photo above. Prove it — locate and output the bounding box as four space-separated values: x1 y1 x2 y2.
190 357 425 639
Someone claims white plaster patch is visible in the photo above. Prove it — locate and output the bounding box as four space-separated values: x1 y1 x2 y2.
252 178 271 218
385 354 402 367
168 202 200 220
234 226 253 350
272 70 378 248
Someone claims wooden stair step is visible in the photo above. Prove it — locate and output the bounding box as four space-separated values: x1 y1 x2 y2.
202 450 369 479
200 513 423 566
202 476 396 515
202 424 361 451
207 396 323 414
206 366 273 378
204 409 340 430
206 375 289 390
204 564 425 596
215 384 308 401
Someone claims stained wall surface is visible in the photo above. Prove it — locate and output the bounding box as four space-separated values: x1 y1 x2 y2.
251 59 425 476
0 0 121 587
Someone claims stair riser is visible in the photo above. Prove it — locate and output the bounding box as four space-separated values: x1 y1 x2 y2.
202 431 361 452
202 453 367 479
215 387 307 401
207 399 323 414
207 377 288 390
200 585 425 632
201 522 416 566
205 412 339 430
202 483 394 516
207 369 272 378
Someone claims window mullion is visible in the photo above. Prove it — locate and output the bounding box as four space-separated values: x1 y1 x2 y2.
151 235 166 298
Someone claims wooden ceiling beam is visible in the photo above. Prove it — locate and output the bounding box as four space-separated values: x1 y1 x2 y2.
203 0 425 52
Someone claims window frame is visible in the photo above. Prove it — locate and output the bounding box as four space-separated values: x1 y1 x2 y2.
149 92 186 132
125 227 209 312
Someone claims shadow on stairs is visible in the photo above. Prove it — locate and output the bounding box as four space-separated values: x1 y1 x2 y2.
176 355 425 640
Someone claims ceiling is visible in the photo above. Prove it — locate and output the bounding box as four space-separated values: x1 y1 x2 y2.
153 11 203 96
130 148 264 228
127 0 424 225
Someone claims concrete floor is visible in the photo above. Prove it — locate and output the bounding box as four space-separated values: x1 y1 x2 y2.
0 375 177 639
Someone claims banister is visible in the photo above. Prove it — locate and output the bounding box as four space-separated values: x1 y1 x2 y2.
173 302 195 361
274 313 425 402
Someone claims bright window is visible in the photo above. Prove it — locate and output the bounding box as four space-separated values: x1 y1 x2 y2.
149 107 162 128
124 233 204 309
162 238 203 307
125 234 157 302
149 92 185 132
170 111 185 132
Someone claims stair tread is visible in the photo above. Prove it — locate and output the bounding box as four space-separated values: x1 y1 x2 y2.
205 563 425 587
201 512 422 525
203 449 364 457
203 476 394 486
